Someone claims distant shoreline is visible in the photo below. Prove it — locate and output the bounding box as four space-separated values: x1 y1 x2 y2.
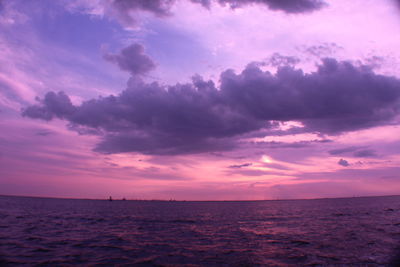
1 193 399 203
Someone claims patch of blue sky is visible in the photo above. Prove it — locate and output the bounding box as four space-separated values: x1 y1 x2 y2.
3 0 132 98
139 18 216 83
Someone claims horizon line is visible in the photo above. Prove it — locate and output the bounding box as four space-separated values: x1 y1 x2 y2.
1 193 399 202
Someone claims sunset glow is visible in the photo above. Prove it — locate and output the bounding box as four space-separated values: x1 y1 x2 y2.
1 0 400 200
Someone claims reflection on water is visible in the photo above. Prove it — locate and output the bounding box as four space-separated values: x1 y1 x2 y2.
1 195 400 266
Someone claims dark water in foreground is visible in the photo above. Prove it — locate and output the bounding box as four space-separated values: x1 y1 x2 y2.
1 196 400 266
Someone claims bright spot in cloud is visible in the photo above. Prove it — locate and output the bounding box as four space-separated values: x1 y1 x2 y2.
261 155 273 164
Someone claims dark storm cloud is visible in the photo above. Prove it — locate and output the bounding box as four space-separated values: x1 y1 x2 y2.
104 44 156 76
191 0 326 13
353 149 377 158
228 163 252 168
107 0 175 25
22 91 75 121
107 0 326 25
23 58 400 155
221 58 400 134
338 159 349 167
24 75 264 155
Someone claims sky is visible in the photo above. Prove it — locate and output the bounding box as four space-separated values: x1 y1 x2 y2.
1 0 400 200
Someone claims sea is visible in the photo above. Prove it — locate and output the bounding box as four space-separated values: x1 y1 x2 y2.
1 195 400 266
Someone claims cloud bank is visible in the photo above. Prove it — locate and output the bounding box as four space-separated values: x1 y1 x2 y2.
192 0 326 13
106 0 175 25
105 0 326 25
23 58 400 155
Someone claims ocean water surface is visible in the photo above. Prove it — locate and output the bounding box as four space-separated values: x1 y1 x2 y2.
1 195 400 266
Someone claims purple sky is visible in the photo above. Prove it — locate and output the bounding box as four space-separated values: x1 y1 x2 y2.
1 0 400 200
